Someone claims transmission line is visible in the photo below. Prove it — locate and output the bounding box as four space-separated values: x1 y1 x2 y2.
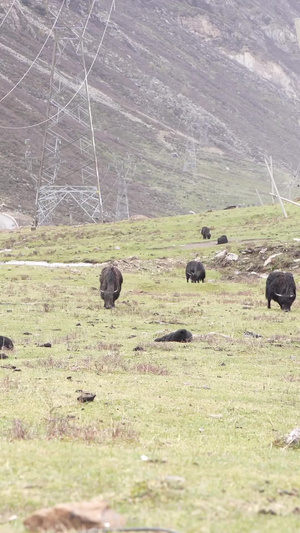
0 0 18 28
0 0 65 103
0 0 115 130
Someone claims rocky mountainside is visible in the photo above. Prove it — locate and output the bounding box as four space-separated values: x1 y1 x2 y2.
1 0 300 223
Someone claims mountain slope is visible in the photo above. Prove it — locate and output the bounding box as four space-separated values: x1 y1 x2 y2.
1 0 300 222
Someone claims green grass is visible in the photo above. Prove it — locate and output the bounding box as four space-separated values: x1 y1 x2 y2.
1 203 300 532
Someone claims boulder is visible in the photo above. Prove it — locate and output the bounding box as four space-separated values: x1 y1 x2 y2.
23 498 125 532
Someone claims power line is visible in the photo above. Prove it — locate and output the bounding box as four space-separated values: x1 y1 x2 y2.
0 0 66 103
0 0 116 130
0 0 17 28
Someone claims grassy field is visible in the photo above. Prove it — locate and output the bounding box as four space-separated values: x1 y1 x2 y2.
1 203 300 533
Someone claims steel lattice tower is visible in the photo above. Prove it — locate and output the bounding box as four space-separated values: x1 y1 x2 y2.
34 0 103 226
116 176 130 221
183 137 197 176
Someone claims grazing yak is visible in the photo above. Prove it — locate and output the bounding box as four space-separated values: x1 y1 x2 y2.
266 271 296 312
0 336 14 350
99 265 123 309
217 235 228 245
155 329 193 342
201 226 211 240
186 260 206 283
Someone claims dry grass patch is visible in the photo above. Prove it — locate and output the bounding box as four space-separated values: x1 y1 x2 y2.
8 419 33 441
0 376 19 391
7 416 138 444
93 354 129 373
134 363 169 375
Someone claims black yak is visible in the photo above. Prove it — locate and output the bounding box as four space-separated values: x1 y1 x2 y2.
217 235 228 245
155 329 193 342
201 226 211 240
0 336 14 350
186 260 206 283
266 271 296 312
99 265 123 309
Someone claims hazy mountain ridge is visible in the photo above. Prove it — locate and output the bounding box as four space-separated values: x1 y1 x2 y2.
1 0 300 222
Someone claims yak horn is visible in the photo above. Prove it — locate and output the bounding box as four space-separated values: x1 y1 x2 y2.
100 288 119 293
274 292 283 297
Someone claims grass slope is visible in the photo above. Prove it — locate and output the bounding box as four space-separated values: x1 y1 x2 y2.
1 203 300 532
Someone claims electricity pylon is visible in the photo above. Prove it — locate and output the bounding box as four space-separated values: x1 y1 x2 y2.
34 0 103 226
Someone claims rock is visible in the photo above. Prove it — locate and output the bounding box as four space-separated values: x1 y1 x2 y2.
263 252 282 267
23 497 126 531
215 249 228 260
226 253 238 262
244 331 263 338
133 345 145 351
163 475 185 489
285 427 300 445
77 392 96 403
214 250 238 263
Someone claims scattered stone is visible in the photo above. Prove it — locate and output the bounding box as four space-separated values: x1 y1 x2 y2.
0 353 9 359
214 249 238 263
163 475 185 489
23 332 32 335
285 427 300 446
77 392 96 403
23 497 125 532
215 249 227 260
226 253 238 262
76 323 81 326
263 252 283 267
133 345 145 352
39 342 52 348
1 364 16 369
244 331 263 338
